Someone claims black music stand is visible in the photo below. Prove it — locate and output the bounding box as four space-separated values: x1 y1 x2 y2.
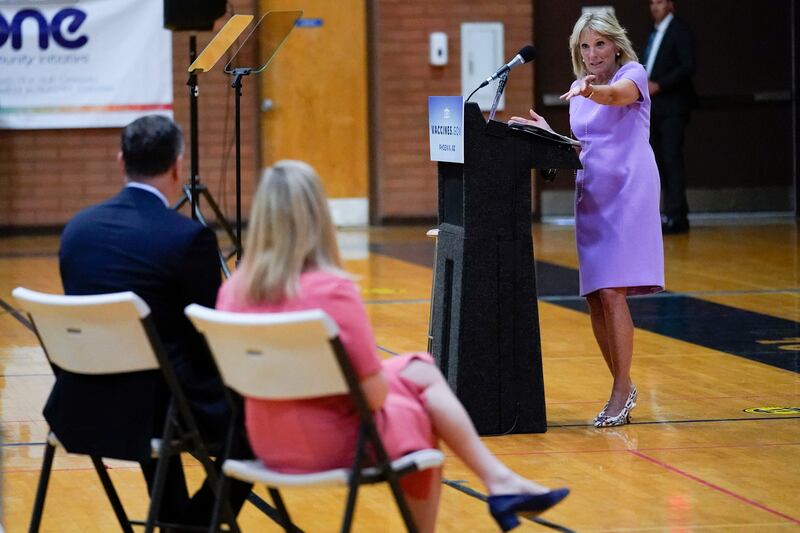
429 102 581 435
174 15 254 276
222 10 302 263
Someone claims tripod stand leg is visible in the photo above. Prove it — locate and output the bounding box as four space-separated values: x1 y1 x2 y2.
171 194 189 211
176 184 233 277
198 188 238 252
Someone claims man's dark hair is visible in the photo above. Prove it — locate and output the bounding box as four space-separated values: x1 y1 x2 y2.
121 115 183 179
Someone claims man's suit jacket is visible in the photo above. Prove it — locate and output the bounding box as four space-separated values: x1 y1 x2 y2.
648 16 697 117
48 186 226 461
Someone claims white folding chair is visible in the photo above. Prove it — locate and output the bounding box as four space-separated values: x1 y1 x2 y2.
11 287 239 533
185 305 445 533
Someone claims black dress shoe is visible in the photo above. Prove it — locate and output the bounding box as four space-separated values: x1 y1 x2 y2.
662 216 689 234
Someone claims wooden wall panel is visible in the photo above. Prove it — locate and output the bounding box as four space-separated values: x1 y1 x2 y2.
259 0 369 200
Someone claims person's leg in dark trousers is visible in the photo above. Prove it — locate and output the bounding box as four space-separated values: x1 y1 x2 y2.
141 440 252 529
140 456 191 523
653 113 690 230
177 438 254 526
183 474 252 525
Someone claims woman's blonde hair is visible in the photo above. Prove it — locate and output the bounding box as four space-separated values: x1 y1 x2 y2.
569 11 638 79
239 160 343 302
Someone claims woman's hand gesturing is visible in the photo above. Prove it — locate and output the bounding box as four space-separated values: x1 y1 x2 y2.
560 75 597 101
508 109 554 132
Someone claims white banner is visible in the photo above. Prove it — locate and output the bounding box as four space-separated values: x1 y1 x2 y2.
0 0 173 129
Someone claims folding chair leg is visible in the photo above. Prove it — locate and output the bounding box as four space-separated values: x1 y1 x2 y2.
191 452 240 533
341 427 368 533
145 403 178 533
243 491 301 531
340 482 361 533
267 487 300 532
90 456 134 533
222 497 243 533
28 441 56 533
385 476 418 533
208 470 232 533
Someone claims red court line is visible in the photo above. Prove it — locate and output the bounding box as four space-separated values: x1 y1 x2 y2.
489 440 800 458
5 462 204 475
5 465 139 474
628 449 800 525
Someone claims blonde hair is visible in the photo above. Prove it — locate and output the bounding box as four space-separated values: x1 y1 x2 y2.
569 11 638 79
239 160 343 302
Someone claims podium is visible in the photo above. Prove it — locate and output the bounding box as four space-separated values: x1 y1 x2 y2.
430 102 581 435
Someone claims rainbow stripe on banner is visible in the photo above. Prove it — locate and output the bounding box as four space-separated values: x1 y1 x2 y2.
0 103 173 115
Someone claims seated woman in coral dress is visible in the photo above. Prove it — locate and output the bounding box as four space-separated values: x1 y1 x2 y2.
216 160 569 532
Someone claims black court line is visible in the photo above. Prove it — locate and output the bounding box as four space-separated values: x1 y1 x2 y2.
370 241 800 374
362 298 430 305
9 438 579 531
345 339 795 429
0 297 33 331
1 441 47 447
442 479 577 532
548 415 800 428
540 288 800 302
0 251 57 259
553 291 800 374
378 345 399 356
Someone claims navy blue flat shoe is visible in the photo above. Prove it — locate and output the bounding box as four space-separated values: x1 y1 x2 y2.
488 488 570 531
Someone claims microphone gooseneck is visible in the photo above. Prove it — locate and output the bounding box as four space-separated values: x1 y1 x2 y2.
477 44 537 90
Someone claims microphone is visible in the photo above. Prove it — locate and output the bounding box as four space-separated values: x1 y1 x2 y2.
479 45 536 89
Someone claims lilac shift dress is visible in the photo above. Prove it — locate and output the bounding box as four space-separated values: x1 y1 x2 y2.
569 61 665 297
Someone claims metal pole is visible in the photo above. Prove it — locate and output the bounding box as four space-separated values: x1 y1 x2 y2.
188 35 199 221
793 0 799 216
231 70 249 262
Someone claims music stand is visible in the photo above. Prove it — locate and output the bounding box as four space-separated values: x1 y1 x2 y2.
175 15 253 277
222 10 303 263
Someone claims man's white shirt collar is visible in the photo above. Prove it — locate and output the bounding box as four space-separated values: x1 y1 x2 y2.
126 181 169 208
656 12 674 32
645 12 674 75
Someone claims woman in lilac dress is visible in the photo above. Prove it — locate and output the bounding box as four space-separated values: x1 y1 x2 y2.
511 11 664 427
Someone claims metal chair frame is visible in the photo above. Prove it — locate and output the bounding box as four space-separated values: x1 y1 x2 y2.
186 305 445 533
12 288 240 533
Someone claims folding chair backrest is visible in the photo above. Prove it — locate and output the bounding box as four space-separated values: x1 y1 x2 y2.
12 287 158 375
185 304 348 400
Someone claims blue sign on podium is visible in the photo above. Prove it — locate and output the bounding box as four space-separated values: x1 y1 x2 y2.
428 96 464 164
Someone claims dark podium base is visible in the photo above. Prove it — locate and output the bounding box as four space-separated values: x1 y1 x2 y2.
432 223 546 435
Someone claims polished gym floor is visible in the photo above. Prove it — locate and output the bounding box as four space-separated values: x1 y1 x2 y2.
1 217 798 531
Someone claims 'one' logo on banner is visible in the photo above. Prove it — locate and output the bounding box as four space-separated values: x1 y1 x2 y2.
0 8 89 50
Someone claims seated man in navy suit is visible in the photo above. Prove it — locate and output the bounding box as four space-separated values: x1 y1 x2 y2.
53 114 250 527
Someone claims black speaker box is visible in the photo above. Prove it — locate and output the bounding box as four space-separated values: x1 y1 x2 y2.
164 0 226 32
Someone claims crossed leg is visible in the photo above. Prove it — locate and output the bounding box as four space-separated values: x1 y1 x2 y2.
398 360 551 532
